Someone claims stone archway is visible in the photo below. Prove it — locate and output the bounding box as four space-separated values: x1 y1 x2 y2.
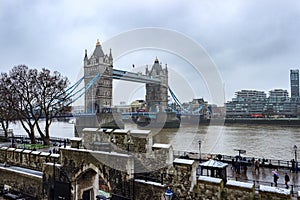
76 168 98 200
74 163 113 200
60 147 134 200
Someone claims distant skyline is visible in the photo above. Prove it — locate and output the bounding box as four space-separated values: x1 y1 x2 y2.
1 0 300 104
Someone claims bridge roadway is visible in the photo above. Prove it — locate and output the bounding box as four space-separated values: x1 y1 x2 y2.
112 69 161 84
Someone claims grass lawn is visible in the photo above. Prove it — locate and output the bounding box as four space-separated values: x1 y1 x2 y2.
17 143 50 150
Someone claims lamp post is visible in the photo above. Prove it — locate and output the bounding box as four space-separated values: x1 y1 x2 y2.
168 167 175 184
294 145 298 173
197 140 201 176
198 140 202 163
127 138 131 152
164 187 173 200
52 157 56 200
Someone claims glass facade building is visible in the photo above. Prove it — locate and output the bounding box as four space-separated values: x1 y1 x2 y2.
226 89 299 118
290 69 299 101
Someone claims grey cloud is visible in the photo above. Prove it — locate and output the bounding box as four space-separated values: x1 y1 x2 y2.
0 0 300 102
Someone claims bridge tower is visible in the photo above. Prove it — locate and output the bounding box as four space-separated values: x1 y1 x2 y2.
83 39 113 113
145 57 168 112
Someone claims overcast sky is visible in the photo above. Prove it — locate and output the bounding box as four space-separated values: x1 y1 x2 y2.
1 0 300 105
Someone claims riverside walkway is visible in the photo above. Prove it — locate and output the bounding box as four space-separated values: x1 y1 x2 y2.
179 151 300 196
227 162 300 195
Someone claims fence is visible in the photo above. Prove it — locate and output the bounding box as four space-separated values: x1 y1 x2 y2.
173 150 293 169
0 132 70 147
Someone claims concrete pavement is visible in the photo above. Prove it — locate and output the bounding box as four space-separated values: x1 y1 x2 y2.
227 162 300 193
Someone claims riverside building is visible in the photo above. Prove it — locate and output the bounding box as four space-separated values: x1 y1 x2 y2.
290 69 300 102
226 69 300 118
226 89 300 118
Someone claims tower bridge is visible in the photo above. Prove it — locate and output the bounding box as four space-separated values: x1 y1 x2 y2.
75 39 179 132
83 39 168 114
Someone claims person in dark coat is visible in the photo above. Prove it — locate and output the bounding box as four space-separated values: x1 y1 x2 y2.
273 170 279 187
285 173 290 189
255 160 260 173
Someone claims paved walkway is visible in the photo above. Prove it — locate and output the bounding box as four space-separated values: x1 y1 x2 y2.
0 143 10 148
226 163 300 192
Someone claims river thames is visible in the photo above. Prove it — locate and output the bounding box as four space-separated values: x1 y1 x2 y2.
9 121 300 161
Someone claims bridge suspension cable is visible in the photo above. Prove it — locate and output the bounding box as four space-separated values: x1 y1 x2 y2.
64 72 101 107
49 76 85 107
168 87 190 113
50 72 101 108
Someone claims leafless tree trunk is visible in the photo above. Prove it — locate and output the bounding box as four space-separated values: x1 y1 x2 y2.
1 65 69 145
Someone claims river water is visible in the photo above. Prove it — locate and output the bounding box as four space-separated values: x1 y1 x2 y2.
9 121 300 161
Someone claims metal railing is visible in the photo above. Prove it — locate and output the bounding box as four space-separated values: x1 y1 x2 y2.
0 133 70 147
173 150 293 169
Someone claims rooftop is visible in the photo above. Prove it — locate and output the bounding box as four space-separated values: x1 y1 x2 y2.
174 158 194 165
200 159 228 169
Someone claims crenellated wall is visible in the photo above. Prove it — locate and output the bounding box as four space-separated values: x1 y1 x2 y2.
160 158 292 200
259 185 292 200
224 180 255 200
134 179 166 200
0 147 57 171
0 145 295 200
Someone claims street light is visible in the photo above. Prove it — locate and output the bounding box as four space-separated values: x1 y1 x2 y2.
164 187 173 200
127 137 131 152
197 140 202 176
294 145 298 173
198 140 202 163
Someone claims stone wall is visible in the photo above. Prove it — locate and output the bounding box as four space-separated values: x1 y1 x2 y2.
59 147 134 199
0 145 297 200
0 147 56 171
165 158 292 200
192 176 223 200
172 158 197 199
134 179 166 200
81 129 154 156
76 169 98 199
224 180 255 200
259 185 292 200
0 167 43 199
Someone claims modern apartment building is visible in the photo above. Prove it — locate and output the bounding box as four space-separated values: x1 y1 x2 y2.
226 69 300 118
226 90 267 118
226 89 299 118
268 89 289 103
290 69 299 101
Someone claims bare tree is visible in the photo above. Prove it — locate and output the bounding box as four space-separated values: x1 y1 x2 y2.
9 65 40 143
0 73 18 138
9 65 70 144
34 68 69 145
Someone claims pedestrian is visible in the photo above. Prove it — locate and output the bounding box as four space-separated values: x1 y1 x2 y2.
231 158 236 171
285 173 290 189
255 160 260 173
243 162 248 174
273 170 279 187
